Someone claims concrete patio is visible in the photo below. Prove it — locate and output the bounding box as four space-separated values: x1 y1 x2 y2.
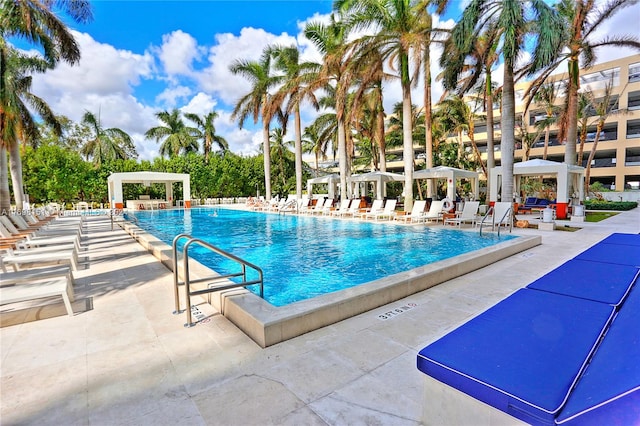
1 208 638 425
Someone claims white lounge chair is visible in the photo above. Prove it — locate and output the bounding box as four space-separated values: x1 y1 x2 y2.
326 198 349 216
1 247 79 272
354 199 384 220
491 202 513 229
369 199 397 221
395 200 427 223
0 277 74 316
420 200 446 224
444 201 480 228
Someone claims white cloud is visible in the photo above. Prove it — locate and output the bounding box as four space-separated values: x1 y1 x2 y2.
180 92 218 116
155 85 192 107
157 30 203 77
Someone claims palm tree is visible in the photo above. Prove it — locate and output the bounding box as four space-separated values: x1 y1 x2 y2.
185 110 228 162
302 123 330 177
532 82 561 160
80 110 136 165
0 46 60 211
1 0 92 211
305 16 352 201
229 48 282 200
145 109 198 158
444 0 563 203
523 0 640 165
269 45 320 200
337 0 426 211
269 127 295 196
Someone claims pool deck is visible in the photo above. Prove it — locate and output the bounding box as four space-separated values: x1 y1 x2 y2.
1 207 639 425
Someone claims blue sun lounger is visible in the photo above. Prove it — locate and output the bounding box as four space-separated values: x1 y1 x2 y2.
575 238 640 267
556 284 640 425
417 288 616 425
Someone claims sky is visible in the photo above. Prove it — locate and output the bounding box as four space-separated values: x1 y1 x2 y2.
17 0 640 161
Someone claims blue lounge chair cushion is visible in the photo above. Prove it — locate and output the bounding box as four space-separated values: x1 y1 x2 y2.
556 285 640 425
575 240 640 267
527 259 639 306
416 289 615 425
599 232 640 247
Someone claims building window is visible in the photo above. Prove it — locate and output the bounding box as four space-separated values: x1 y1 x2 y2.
629 62 640 83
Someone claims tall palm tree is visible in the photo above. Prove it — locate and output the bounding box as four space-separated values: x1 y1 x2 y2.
302 124 328 176
269 44 320 200
523 0 640 165
444 0 563 203
337 0 426 211
0 46 60 211
185 110 228 162
1 0 92 211
269 127 295 195
532 82 561 160
145 109 198 158
80 110 136 165
305 16 352 201
229 48 282 200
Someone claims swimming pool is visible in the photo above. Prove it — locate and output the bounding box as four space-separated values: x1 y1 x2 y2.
126 208 516 307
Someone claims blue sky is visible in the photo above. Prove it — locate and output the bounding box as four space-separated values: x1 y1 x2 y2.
21 0 640 160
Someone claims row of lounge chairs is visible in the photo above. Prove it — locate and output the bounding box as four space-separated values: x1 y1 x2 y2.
0 209 83 317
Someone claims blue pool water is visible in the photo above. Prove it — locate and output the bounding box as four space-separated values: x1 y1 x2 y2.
127 208 516 307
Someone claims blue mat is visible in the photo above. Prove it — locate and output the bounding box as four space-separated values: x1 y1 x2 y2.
416 289 616 425
527 259 639 306
599 233 640 247
575 241 640 267
556 285 640 425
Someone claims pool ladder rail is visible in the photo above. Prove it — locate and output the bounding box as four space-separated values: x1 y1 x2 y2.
478 205 513 236
172 234 264 327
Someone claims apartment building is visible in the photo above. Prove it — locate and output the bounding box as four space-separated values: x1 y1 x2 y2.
384 54 640 191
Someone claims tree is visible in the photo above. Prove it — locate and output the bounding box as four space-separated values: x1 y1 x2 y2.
0 0 92 211
80 111 136 165
268 127 296 197
523 0 640 165
443 0 563 203
337 0 426 211
269 44 320 200
185 110 228 162
305 16 352 201
145 109 199 158
0 46 61 210
532 82 561 160
302 123 329 177
229 48 282 200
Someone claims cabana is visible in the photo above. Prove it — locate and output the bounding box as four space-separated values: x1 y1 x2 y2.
490 159 585 219
306 174 340 200
413 166 480 202
107 171 191 209
348 171 405 200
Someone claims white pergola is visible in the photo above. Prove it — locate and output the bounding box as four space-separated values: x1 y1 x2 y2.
348 171 405 200
307 174 340 200
107 171 191 209
413 166 480 201
490 159 585 219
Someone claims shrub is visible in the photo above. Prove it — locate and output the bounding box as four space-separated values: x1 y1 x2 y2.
584 200 638 211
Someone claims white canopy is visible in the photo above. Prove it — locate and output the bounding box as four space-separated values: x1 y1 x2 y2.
490 159 585 204
348 171 405 200
107 171 191 208
307 174 340 200
413 166 480 201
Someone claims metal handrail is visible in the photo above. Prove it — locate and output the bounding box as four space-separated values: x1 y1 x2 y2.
479 205 513 236
172 234 264 327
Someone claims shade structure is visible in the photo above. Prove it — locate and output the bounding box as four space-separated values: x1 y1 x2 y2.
306 174 340 200
348 171 405 200
490 159 585 219
107 171 191 209
413 166 480 201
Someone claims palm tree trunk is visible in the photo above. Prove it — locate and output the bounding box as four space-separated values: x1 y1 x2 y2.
564 57 579 165
543 127 550 160
262 123 272 201
501 66 516 204
485 71 495 204
294 106 303 200
337 120 348 201
376 84 387 172
9 142 24 209
423 43 434 197
402 80 414 212
584 122 604 194
0 146 10 212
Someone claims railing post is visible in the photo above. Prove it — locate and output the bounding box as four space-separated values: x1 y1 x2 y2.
172 233 192 315
183 239 196 327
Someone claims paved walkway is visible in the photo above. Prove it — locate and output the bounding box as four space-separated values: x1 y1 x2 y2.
1 208 638 425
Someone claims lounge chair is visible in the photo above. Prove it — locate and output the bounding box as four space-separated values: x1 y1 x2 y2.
325 199 350 216
420 200 446 224
0 277 75 316
354 199 384 220
369 199 397 221
1 246 79 272
444 201 480 228
492 202 513 229
395 200 427 223
308 198 329 215
297 198 311 214
331 199 360 217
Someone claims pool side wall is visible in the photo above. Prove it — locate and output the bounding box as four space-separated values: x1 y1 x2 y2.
119 219 541 348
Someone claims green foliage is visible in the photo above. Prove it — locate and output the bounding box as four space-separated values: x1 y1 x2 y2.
584 200 638 211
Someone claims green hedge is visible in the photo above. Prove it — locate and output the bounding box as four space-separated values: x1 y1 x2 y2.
584 200 638 211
